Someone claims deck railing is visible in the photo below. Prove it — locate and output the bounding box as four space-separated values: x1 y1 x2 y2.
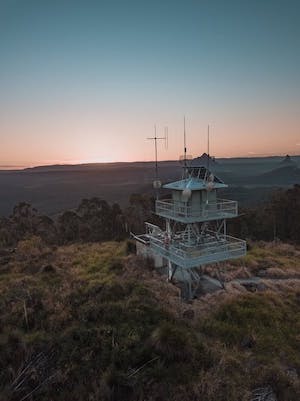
145 223 246 269
155 198 238 221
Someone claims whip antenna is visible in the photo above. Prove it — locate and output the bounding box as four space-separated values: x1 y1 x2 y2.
179 116 192 179
207 124 210 171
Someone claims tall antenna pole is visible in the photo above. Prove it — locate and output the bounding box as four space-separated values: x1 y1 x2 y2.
207 124 210 171
184 116 188 179
154 125 158 181
184 116 187 164
147 125 167 200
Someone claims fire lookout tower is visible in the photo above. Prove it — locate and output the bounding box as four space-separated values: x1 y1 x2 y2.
134 163 247 300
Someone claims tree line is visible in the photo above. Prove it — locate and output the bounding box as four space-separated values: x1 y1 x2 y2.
0 185 299 249
0 194 161 248
228 184 300 243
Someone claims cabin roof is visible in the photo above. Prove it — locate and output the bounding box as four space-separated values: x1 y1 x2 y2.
163 165 228 190
163 179 227 190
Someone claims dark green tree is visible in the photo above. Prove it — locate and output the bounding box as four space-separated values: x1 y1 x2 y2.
57 210 81 243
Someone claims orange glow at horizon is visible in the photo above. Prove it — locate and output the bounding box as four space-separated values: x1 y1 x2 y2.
1 0 300 169
1 107 299 167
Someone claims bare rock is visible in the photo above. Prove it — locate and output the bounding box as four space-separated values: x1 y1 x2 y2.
286 367 298 382
251 386 277 401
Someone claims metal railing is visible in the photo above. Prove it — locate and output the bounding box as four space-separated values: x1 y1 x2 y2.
155 198 238 222
145 224 246 269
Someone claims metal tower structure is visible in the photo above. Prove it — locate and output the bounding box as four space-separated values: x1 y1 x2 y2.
134 162 247 300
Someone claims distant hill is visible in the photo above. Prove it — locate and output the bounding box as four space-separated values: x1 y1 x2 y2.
280 154 297 167
0 162 181 216
191 152 219 166
191 153 229 174
21 160 179 173
1 156 300 216
256 165 300 185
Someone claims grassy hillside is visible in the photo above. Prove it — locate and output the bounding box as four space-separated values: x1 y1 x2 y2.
0 239 299 401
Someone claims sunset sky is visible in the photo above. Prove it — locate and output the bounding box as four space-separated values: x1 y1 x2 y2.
0 0 299 167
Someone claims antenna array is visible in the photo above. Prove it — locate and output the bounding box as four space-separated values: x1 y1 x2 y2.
147 125 168 199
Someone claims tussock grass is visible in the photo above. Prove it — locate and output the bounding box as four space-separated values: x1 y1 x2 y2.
0 239 299 400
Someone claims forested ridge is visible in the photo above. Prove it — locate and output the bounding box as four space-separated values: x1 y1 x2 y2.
0 185 300 248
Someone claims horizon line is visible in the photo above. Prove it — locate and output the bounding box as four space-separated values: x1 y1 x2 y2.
1 153 300 171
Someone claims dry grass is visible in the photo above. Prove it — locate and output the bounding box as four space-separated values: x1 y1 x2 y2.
0 238 300 401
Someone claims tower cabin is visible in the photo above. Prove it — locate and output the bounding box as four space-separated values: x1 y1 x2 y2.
156 165 236 223
134 164 246 299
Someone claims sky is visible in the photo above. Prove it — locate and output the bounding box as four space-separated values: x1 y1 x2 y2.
0 0 299 167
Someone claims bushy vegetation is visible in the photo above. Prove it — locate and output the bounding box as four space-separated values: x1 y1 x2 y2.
1 186 299 252
0 241 208 401
200 291 300 400
0 239 299 401
0 194 162 249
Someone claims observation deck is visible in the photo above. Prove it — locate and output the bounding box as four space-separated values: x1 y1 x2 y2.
145 223 246 269
156 198 238 223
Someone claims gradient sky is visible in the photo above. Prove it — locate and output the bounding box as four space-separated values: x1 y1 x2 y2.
0 0 299 166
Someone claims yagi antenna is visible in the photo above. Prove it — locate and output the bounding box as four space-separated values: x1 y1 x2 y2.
147 125 168 199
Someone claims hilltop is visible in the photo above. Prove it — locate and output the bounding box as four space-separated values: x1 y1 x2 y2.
0 185 299 400
0 239 299 401
280 154 297 166
258 165 300 185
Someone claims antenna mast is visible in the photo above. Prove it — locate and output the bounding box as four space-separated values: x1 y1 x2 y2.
207 124 210 171
154 125 158 181
178 116 193 179
184 116 188 179
147 125 168 199
184 116 187 165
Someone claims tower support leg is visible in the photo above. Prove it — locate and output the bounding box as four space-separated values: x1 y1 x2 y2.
168 262 177 281
216 263 226 290
179 267 203 301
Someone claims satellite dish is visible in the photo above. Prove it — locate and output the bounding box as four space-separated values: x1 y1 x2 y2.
206 181 214 192
182 179 192 201
208 173 214 182
206 172 215 191
182 187 192 201
153 180 162 189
